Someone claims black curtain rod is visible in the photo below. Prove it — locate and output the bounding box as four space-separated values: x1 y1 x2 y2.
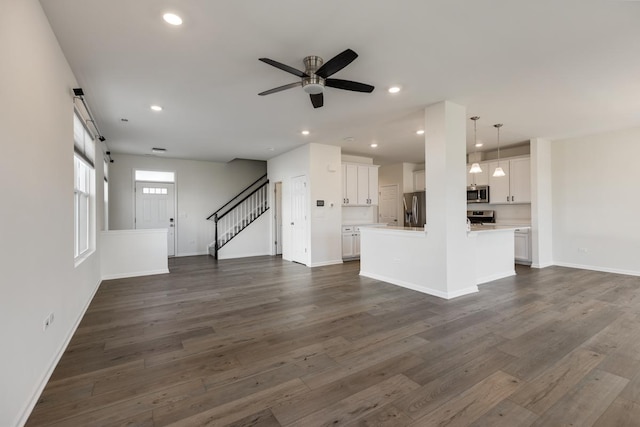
73 88 106 142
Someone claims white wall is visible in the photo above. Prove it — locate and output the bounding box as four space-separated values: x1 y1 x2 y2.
0 1 104 425
551 127 640 275
268 143 343 266
108 154 266 257
101 230 169 279
531 138 553 268
218 214 270 259
309 144 343 266
268 144 311 263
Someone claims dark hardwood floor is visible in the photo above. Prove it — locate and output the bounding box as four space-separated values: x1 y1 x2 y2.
26 256 640 426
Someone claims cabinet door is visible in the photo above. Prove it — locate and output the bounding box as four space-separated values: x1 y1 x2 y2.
342 233 354 257
357 166 370 204
414 170 426 192
467 166 475 187
368 167 379 205
475 163 490 186
509 158 531 203
488 161 510 204
344 164 358 205
514 230 530 263
353 232 361 256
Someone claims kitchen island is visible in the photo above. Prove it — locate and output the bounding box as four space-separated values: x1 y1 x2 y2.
359 224 517 299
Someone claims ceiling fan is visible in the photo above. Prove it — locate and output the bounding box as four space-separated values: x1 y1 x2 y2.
258 49 375 108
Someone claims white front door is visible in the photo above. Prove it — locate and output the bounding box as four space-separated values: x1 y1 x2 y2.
135 181 176 256
290 175 307 264
379 184 399 226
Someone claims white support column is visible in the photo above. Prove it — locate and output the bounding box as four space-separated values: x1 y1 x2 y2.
530 138 553 268
424 101 477 296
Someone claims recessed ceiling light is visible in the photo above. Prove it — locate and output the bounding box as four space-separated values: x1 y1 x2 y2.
370 143 378 148
267 147 275 151
301 130 310 135
475 142 483 148
416 130 424 135
163 13 183 26
343 137 355 142
388 86 401 94
150 105 162 112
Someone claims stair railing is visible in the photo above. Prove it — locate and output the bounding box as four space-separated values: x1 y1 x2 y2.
209 178 269 259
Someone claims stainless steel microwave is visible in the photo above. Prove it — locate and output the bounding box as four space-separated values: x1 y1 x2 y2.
467 185 489 203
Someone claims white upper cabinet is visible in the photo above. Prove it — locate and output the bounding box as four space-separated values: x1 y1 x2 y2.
342 164 358 205
342 163 379 206
509 157 531 203
413 170 426 192
488 157 530 204
466 162 489 187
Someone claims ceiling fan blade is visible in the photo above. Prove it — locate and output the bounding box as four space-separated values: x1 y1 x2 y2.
259 58 308 78
315 49 358 78
258 82 302 96
310 93 323 108
326 79 375 93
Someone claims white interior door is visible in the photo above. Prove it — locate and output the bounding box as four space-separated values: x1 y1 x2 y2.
135 181 175 256
379 184 399 225
274 182 283 255
290 175 307 264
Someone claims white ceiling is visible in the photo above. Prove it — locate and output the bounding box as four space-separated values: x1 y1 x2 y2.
40 0 640 165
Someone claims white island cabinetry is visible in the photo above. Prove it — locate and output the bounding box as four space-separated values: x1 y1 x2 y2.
359 225 516 298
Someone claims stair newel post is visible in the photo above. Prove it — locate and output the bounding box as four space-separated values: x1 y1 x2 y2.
214 213 219 260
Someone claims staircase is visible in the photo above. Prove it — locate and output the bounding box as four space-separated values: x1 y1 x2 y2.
207 174 269 259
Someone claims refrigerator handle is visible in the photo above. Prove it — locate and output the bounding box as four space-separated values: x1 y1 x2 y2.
412 195 418 225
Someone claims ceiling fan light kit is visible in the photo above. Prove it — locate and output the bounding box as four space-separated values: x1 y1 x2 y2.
258 49 375 108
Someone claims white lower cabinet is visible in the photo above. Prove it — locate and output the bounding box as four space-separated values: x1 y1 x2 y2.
342 226 361 259
514 228 532 264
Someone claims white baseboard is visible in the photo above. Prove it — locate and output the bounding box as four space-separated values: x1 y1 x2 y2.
360 270 478 300
102 269 169 280
17 278 102 427
553 262 640 277
175 251 208 257
217 251 271 260
531 262 554 269
309 260 344 267
476 270 516 285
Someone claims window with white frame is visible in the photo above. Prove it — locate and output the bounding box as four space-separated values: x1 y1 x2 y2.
74 111 95 260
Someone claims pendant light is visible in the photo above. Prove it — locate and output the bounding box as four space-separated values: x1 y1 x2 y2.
493 123 506 177
469 116 482 173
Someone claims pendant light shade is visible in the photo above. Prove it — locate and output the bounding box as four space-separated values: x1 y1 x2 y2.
469 163 482 173
492 123 505 177
469 116 482 173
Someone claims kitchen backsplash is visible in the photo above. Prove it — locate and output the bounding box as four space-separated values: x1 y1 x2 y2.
342 206 377 223
468 203 531 223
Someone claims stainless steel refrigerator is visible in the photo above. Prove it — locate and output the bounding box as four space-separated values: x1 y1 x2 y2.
403 191 426 227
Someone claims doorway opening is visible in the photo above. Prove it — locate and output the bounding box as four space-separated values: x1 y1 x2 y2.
274 182 283 255
134 170 176 257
